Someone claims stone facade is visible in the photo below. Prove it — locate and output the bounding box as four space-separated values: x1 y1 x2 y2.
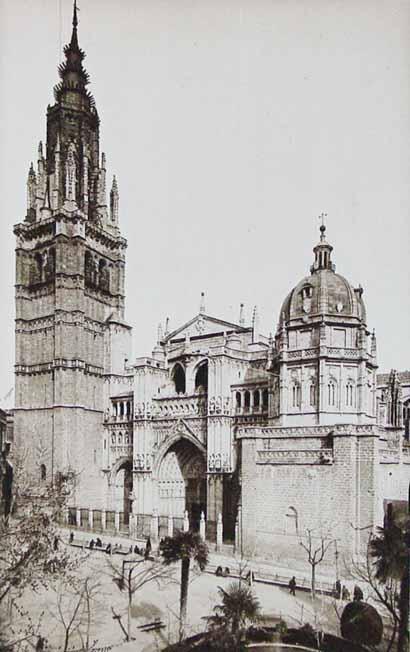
12 8 410 562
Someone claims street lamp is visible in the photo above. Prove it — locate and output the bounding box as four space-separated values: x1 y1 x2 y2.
334 539 339 582
120 558 144 641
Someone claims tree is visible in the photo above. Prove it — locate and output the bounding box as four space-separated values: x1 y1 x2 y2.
0 464 75 608
340 601 383 647
299 528 333 600
107 556 175 642
370 517 409 652
47 575 101 652
0 451 80 650
207 582 260 648
160 530 209 641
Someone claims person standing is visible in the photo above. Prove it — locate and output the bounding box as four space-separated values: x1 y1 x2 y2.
289 576 297 596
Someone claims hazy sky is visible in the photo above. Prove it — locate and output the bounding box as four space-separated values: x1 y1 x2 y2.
0 0 409 403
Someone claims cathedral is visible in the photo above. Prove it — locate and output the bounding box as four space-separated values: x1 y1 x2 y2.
13 5 410 565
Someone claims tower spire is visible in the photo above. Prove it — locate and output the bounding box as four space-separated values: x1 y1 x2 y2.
70 1 79 49
54 0 92 107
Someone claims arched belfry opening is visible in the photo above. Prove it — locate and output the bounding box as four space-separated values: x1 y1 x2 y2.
158 438 206 531
172 363 186 394
195 361 208 393
113 460 133 525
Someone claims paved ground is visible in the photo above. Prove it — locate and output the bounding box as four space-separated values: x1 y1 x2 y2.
14 532 342 652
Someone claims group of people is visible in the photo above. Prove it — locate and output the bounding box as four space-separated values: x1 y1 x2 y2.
68 531 154 559
288 575 364 601
215 565 230 577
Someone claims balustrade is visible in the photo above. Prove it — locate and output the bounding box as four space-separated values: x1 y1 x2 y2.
151 394 207 418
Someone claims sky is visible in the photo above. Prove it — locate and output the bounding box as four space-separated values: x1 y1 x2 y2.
0 0 409 404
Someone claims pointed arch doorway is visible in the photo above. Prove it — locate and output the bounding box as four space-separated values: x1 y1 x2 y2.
157 438 207 532
112 459 133 525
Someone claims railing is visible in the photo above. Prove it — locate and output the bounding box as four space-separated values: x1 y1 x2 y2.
151 394 208 418
106 414 133 424
287 346 361 360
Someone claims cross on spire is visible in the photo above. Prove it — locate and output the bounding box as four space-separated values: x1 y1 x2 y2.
318 212 328 241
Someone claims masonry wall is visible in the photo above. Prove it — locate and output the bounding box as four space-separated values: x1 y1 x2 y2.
240 427 379 571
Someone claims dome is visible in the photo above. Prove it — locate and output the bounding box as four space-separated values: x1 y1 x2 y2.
279 225 367 326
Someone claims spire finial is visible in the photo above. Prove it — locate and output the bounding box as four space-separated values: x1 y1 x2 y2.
69 0 79 49
252 305 259 343
199 292 205 314
239 303 245 325
318 212 327 241
73 1 78 29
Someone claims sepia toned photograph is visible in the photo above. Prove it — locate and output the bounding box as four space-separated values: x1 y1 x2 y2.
0 1 409 650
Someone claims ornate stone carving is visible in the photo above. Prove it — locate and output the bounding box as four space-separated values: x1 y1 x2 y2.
257 448 333 465
134 452 152 472
208 452 231 473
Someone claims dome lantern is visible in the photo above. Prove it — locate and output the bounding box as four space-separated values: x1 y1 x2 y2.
311 216 335 273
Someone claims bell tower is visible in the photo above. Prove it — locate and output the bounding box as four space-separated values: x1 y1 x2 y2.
14 2 130 506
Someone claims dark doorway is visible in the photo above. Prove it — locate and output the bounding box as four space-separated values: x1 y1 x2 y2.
195 361 208 393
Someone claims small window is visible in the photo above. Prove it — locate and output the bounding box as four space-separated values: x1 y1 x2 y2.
285 506 299 534
309 383 316 407
254 390 260 408
40 464 46 482
244 391 251 410
346 381 355 407
328 380 337 406
301 286 313 299
291 383 301 408
262 389 269 410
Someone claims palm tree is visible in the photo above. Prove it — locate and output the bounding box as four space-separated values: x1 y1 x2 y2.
208 581 260 647
160 530 208 641
370 516 409 652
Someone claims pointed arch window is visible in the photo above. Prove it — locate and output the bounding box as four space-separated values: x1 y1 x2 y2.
404 399 410 438
172 363 186 394
244 390 251 412
195 361 208 393
66 143 77 202
99 259 110 292
40 464 46 483
285 506 299 535
235 392 242 410
253 390 260 408
262 389 269 411
346 380 355 407
309 381 316 407
328 378 337 407
291 382 301 408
